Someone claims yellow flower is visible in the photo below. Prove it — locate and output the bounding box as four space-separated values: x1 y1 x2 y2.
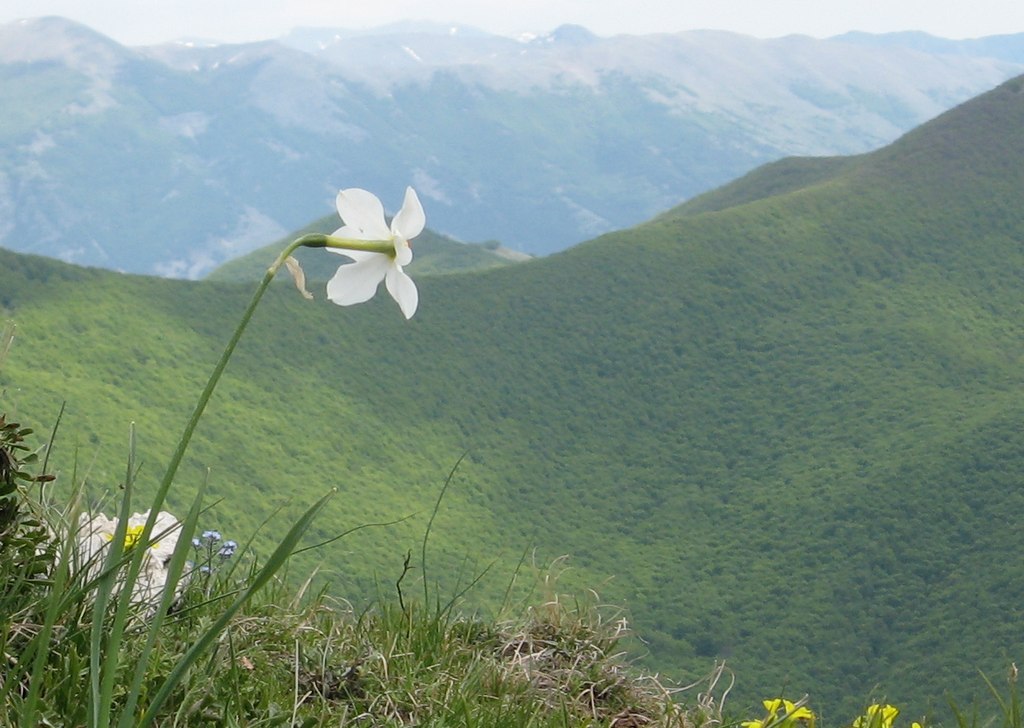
787 702 815 722
853 704 900 728
757 698 815 728
764 699 785 715
104 523 146 549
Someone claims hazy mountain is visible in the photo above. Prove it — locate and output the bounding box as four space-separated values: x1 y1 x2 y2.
835 30 1024 63
0 16 1021 277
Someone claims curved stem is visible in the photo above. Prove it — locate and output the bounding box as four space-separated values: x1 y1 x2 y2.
149 233 393 517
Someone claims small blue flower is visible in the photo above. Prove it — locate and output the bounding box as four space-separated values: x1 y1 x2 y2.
191 537 202 549
199 564 212 574
201 530 221 543
217 540 238 559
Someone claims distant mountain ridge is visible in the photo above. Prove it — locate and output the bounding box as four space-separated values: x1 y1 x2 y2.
835 30 1024 62
0 16 1022 277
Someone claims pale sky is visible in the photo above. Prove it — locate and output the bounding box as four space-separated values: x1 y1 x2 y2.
1 0 1022 45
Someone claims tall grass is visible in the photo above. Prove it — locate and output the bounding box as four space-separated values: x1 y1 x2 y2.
0 417 710 724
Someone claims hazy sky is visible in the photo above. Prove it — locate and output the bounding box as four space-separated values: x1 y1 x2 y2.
1 0 1022 45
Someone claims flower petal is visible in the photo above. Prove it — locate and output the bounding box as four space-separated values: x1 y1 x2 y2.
284 256 314 299
326 255 390 306
150 512 181 562
394 238 413 267
82 512 116 535
391 187 425 241
77 513 115 569
335 188 391 240
385 265 418 319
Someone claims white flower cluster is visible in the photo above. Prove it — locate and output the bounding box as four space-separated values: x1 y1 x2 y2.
75 510 182 606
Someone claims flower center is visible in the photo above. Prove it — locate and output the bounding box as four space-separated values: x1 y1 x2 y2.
124 525 146 548
102 524 153 550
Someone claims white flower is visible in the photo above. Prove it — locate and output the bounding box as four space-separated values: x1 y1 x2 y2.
326 187 425 319
75 509 182 605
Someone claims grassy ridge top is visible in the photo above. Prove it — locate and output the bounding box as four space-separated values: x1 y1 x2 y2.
3 75 1024 718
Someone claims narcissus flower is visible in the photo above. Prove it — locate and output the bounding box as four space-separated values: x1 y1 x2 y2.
326 186 425 319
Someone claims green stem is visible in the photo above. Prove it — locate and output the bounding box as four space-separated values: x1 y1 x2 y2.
289 233 395 257
156 249 288 504
153 233 392 512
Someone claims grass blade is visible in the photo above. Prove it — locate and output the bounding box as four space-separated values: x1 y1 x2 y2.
138 489 335 726
91 423 138 728
116 473 209 727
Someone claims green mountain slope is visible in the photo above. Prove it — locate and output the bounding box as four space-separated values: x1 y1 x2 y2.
3 75 1024 718
667 155 860 216
207 214 526 282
